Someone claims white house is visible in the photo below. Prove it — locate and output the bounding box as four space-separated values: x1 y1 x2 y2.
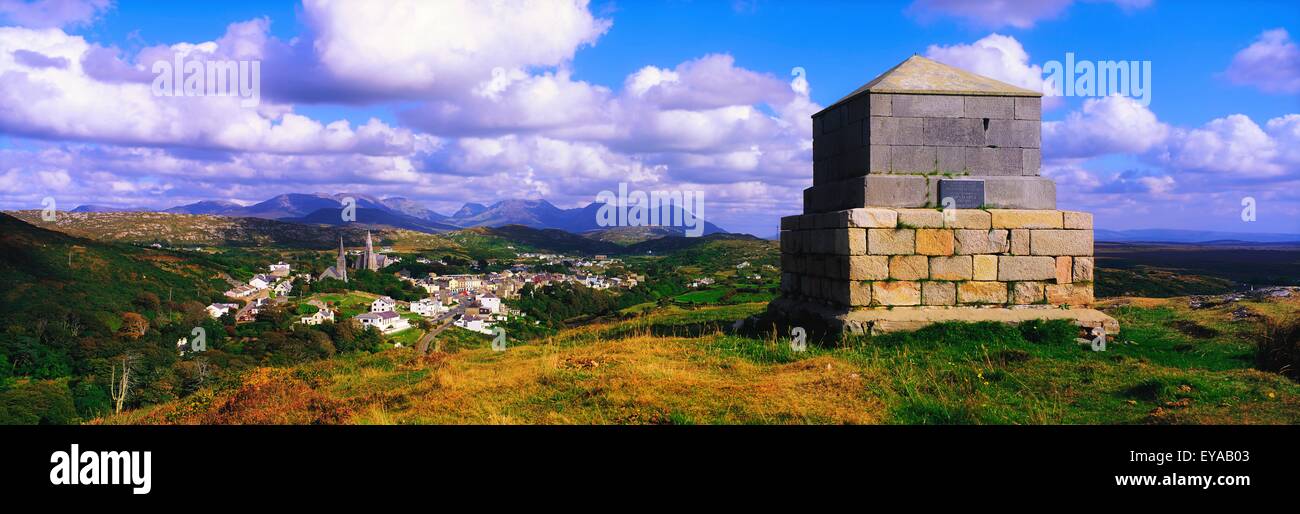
478 294 501 314
354 311 410 334
269 262 291 277
409 298 445 317
371 296 396 313
299 308 335 326
206 303 239 318
225 284 258 298
249 274 276 289
455 315 493 334
272 280 293 296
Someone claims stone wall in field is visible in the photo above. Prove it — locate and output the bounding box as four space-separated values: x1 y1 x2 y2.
778 207 1095 308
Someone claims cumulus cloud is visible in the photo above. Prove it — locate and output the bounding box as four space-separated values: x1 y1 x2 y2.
0 0 111 29
625 54 794 110
924 33 1058 101
1042 94 1298 183
907 0 1151 29
402 52 816 185
1042 95 1169 158
1223 28 1300 94
1036 92 1299 231
0 25 436 155
298 0 610 98
1154 114 1284 178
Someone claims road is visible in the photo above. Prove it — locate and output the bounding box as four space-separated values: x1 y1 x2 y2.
414 307 462 354
218 272 289 322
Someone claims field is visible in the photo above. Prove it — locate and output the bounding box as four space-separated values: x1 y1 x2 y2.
309 292 380 318
1095 242 1300 297
104 293 1300 425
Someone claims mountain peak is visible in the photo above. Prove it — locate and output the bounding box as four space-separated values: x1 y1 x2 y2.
453 202 489 218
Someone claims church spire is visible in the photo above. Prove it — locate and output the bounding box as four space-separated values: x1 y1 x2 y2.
337 235 348 282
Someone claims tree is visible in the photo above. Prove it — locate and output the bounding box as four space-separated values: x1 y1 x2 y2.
133 292 162 312
119 313 149 340
0 380 77 425
109 353 139 414
179 301 208 327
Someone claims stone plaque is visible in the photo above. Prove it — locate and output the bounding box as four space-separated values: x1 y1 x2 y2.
938 179 985 209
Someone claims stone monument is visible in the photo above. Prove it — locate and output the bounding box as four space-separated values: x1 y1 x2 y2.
765 55 1119 336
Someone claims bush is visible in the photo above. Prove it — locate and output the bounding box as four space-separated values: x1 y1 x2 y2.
0 380 78 425
1256 316 1300 381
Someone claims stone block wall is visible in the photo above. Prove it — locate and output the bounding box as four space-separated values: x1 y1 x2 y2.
778 207 1094 308
811 93 1042 186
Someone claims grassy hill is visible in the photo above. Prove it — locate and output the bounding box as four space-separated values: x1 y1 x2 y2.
643 235 778 273
583 226 691 245
0 213 230 329
452 225 623 257
8 211 777 264
102 293 1300 425
4 210 458 251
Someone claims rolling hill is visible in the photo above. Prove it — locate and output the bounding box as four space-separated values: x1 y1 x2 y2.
0 212 230 328
283 207 461 233
3 210 454 250
583 226 702 245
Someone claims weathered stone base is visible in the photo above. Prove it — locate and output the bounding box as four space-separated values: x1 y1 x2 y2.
779 207 1094 310
755 297 1119 337
803 174 1057 213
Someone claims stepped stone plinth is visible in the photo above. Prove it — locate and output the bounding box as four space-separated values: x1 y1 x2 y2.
754 55 1118 338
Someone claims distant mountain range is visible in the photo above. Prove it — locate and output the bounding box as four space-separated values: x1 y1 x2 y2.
1095 229 1300 244
282 207 461 233
93 192 725 238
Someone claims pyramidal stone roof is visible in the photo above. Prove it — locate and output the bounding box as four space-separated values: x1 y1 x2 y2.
824 55 1041 112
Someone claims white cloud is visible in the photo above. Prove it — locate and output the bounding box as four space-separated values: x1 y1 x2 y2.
624 54 793 110
907 0 1151 29
0 25 436 155
1223 28 1300 94
1043 95 1169 158
0 0 111 29
924 33 1061 108
300 0 610 97
402 52 817 185
1155 114 1282 178
1265 114 1300 168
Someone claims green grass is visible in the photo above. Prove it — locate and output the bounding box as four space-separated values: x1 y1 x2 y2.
437 326 494 353
309 292 376 318
387 327 424 347
674 288 729 304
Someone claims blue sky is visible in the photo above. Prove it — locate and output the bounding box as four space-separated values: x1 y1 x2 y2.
0 0 1297 236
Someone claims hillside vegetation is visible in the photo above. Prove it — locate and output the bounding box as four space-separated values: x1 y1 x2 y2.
105 295 1300 425
5 210 457 251
6 211 755 258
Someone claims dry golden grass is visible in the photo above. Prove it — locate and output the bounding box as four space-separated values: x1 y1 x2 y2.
112 333 883 425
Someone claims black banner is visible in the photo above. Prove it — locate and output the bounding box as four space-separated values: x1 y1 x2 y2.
2 425 1292 504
